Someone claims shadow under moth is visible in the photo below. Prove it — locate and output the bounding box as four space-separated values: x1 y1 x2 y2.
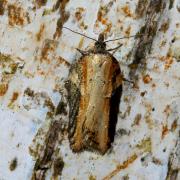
65 28 123 154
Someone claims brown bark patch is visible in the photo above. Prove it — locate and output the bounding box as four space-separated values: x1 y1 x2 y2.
142 74 152 84
0 83 8 96
171 119 178 132
103 154 137 180
75 7 85 21
159 20 170 33
129 0 165 77
121 5 133 17
164 104 172 117
9 157 18 171
8 4 30 26
95 1 114 36
125 26 131 36
40 39 58 62
159 55 173 70
56 56 71 67
132 113 142 126
33 0 47 9
136 137 152 153
8 92 19 108
89 175 96 180
31 120 64 180
135 0 149 18
161 124 169 139
53 0 70 39
52 157 64 179
11 92 19 102
0 0 7 15
36 24 45 41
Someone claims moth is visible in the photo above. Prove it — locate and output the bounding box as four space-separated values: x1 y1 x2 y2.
64 27 132 154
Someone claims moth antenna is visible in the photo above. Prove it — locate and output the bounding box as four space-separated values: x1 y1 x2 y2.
104 34 142 42
63 26 97 42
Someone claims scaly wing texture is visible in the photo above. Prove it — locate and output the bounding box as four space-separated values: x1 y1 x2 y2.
68 53 122 154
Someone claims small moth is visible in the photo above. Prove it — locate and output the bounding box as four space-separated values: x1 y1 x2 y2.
64 27 128 154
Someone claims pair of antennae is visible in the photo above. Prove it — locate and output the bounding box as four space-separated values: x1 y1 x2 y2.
63 26 97 42
63 26 140 42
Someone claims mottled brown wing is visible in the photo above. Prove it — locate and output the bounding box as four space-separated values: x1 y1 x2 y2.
67 53 122 154
66 59 82 142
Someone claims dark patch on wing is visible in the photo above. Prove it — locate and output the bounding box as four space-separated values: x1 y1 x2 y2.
109 85 122 143
109 59 122 143
65 61 82 140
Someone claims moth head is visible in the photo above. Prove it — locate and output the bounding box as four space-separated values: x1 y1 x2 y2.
63 26 141 53
98 33 105 42
95 33 106 52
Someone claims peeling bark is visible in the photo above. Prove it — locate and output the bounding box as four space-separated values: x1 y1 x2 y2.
53 0 70 39
31 120 62 180
166 137 180 180
31 113 67 180
129 0 166 77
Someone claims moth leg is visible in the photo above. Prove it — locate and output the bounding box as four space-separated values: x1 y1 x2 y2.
106 44 123 52
76 48 88 55
122 77 135 86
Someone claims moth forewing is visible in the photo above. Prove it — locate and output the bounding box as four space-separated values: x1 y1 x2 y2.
66 52 122 154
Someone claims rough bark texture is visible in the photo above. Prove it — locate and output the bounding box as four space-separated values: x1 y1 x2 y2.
129 0 166 77
0 0 179 179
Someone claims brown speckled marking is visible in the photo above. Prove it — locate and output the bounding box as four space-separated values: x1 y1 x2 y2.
40 39 58 62
121 5 133 17
0 0 7 15
52 157 64 179
57 56 71 67
143 74 152 84
95 1 114 35
0 83 8 96
8 92 19 108
135 0 149 18
8 4 30 26
159 20 170 33
53 0 70 39
161 124 169 139
9 157 17 171
33 0 47 9
103 154 138 180
36 24 45 41
166 139 180 180
75 7 85 21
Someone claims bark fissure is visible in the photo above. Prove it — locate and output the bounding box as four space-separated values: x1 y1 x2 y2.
129 0 166 77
